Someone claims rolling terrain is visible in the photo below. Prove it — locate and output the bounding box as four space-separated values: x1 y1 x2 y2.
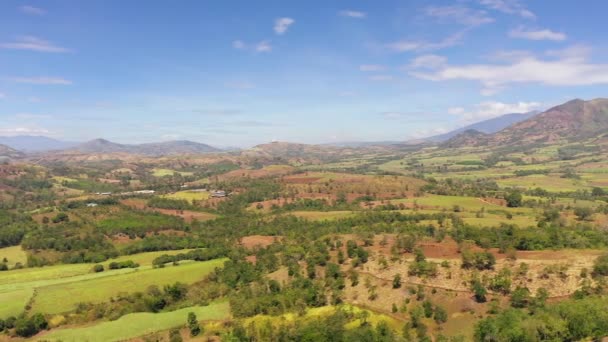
0 98 608 341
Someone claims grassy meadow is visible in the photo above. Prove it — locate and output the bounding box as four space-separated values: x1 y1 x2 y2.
39 301 231 342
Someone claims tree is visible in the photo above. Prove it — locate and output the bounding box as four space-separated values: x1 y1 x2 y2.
472 279 487 303
510 286 531 308
187 312 201 336
574 207 593 221
592 187 605 197
592 253 608 277
434 306 448 324
505 191 522 208
51 212 69 223
392 274 402 289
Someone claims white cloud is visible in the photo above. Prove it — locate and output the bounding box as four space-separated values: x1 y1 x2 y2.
447 107 465 115
386 31 464 52
232 40 246 49
339 10 366 18
408 54 447 69
274 17 295 35
0 127 50 136
479 0 535 19
450 101 542 122
12 77 73 85
409 46 608 94
509 27 566 41
409 127 451 139
255 40 272 52
20 5 45 15
425 5 494 27
0 36 70 53
369 75 393 81
359 64 386 72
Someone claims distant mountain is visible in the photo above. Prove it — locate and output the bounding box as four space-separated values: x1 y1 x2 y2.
440 129 489 148
322 141 400 148
0 135 78 152
0 144 24 159
441 98 608 148
423 111 540 143
487 98 608 145
70 138 221 156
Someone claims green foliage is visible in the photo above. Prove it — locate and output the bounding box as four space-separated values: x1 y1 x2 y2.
187 312 201 336
392 274 402 289
510 286 531 308
461 250 496 270
505 191 523 208
592 253 608 277
475 296 608 341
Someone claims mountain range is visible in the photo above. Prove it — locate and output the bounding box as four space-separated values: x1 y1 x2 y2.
442 98 608 147
423 111 540 143
0 136 78 152
69 139 221 156
2 98 608 156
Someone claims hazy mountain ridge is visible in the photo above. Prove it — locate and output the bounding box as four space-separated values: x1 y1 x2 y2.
0 136 78 152
440 98 608 148
70 138 221 156
0 144 24 159
424 111 540 143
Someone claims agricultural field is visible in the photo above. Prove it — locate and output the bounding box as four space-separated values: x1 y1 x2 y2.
2 119 608 341
39 301 230 342
151 168 193 177
162 189 210 202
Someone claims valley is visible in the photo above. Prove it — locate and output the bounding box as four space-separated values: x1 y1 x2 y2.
0 98 608 341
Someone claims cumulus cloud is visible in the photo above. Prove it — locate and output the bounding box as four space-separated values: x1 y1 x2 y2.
0 36 70 53
509 27 566 41
386 31 464 52
408 54 447 69
359 64 386 72
449 101 542 122
233 40 271 53
0 127 50 136
232 40 246 49
12 77 73 85
479 0 535 19
19 5 45 15
339 10 366 18
274 17 295 35
425 5 494 27
409 46 608 94
255 40 272 52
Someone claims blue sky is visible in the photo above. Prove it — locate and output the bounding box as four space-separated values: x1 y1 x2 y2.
2 0 608 147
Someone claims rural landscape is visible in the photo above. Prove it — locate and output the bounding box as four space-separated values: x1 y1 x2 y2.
3 0 608 341
1 97 608 341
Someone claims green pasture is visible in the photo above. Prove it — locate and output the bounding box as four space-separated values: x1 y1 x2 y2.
162 190 210 202
31 258 227 314
0 245 28 268
0 250 206 318
497 174 588 192
38 301 230 342
152 168 194 177
289 211 358 221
